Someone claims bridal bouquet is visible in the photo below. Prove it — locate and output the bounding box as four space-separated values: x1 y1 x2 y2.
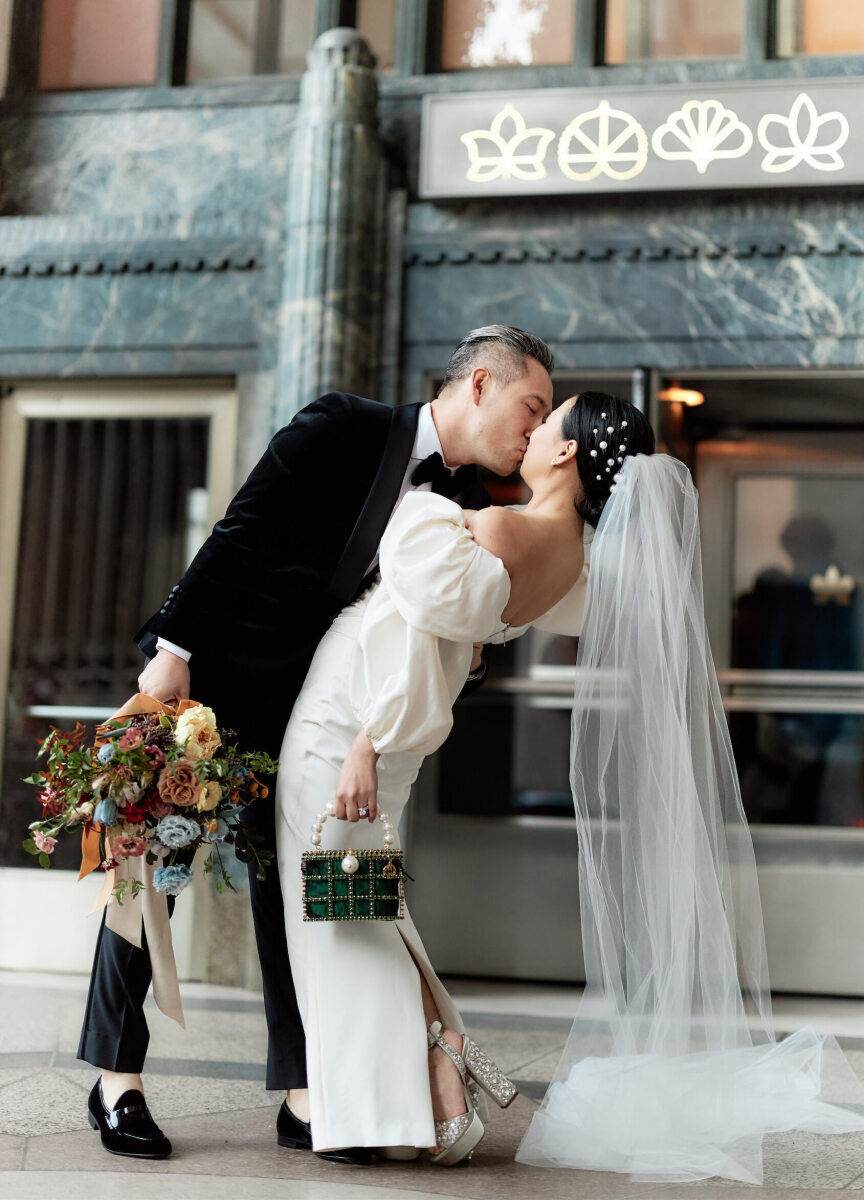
23 696 278 902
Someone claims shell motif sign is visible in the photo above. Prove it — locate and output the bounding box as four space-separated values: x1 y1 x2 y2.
420 79 862 198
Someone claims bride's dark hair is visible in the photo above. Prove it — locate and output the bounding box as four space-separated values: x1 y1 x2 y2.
562 391 655 527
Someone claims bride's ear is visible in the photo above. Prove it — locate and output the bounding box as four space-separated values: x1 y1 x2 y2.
552 439 578 467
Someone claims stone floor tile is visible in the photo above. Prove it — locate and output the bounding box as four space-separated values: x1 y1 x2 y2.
0 1070 41 1092
0 1135 24 1171
21 1099 659 1197
0 1071 92 1137
503 1045 567 1084
2 1172 452 1200
458 1027 567 1077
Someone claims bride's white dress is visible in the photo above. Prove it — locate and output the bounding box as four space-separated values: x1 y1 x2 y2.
275 491 589 1151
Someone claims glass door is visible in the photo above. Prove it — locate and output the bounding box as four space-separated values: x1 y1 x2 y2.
408 369 864 994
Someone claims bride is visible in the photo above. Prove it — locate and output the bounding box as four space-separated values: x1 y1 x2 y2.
276 389 864 1177
274 389 646 1162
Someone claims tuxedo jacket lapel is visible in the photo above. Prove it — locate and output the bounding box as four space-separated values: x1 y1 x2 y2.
328 403 422 604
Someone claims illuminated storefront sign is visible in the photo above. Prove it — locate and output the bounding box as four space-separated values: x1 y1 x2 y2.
420 78 863 197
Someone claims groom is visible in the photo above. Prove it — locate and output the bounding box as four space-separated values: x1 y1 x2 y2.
78 325 555 1162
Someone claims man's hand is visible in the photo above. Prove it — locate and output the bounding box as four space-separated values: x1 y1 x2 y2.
470 642 483 673
137 647 191 705
334 731 379 823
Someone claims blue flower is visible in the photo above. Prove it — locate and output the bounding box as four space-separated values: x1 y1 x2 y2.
153 863 193 896
155 814 201 849
203 817 229 843
93 798 117 826
97 743 116 764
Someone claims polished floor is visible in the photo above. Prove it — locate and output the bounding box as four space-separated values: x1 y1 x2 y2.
3 969 864 1199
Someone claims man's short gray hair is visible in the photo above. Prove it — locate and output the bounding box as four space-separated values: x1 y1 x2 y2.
438 325 554 395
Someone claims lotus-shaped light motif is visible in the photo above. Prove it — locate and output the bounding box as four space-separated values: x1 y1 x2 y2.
461 103 555 183
652 99 753 174
810 564 855 606
757 93 849 174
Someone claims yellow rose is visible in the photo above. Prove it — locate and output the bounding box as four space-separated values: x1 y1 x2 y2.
174 704 221 761
196 780 222 812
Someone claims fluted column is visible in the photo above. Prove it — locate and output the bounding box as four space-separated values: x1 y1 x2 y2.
275 27 388 427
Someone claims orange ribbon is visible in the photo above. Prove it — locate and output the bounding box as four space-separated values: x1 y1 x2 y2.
77 692 202 1028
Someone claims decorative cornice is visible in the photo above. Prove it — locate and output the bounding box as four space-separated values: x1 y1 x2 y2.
0 214 262 277
0 242 260 278
403 236 864 267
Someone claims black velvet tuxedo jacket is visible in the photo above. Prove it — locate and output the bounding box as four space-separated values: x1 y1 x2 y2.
134 392 490 758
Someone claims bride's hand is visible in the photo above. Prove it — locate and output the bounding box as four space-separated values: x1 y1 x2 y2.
334 731 379 823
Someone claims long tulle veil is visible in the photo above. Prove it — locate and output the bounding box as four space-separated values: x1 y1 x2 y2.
516 453 864 1184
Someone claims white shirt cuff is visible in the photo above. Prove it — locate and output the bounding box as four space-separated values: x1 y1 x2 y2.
156 637 191 663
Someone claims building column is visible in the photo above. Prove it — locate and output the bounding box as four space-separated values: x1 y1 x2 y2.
275 27 388 428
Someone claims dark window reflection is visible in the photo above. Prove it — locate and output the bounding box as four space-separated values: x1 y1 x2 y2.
731 507 864 827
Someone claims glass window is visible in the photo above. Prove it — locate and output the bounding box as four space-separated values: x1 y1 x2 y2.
187 0 259 81
776 0 864 57
38 0 162 90
441 0 576 70
605 0 744 62
187 1 316 81
356 0 398 72
277 0 316 75
0 0 12 95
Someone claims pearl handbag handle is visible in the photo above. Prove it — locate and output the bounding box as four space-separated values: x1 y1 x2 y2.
309 802 395 871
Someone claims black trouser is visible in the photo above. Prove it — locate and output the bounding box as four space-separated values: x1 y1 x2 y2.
77 786 308 1090
78 893 179 1073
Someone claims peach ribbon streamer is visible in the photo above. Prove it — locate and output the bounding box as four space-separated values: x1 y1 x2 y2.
81 693 200 1028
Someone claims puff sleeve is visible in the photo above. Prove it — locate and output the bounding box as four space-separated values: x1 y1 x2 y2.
350 493 510 756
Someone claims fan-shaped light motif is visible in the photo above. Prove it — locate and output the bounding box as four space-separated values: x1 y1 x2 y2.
652 99 752 174
557 100 648 182
757 93 849 174
461 103 556 183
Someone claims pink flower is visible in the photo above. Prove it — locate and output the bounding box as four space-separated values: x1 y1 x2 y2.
109 834 147 859
144 744 165 770
119 729 143 751
33 830 57 854
147 798 173 821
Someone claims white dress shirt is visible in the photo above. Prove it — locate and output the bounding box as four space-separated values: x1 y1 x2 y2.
157 404 454 664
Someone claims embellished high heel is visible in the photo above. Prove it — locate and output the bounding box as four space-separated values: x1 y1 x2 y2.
425 1021 485 1166
428 1020 518 1109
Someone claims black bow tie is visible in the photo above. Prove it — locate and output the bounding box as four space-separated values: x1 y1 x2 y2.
410 452 473 499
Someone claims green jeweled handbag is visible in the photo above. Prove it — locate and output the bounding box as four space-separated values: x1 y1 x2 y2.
300 805 404 922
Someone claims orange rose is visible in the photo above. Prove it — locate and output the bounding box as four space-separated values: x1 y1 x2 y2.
157 759 199 808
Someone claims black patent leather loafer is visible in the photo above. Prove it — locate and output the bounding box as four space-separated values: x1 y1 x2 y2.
276 1100 374 1165
88 1079 172 1159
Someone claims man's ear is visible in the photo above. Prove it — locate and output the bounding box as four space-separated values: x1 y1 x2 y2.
471 367 490 404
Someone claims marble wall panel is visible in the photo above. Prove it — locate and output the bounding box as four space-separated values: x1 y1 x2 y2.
0 102 297 224
400 192 864 375
0 268 264 353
